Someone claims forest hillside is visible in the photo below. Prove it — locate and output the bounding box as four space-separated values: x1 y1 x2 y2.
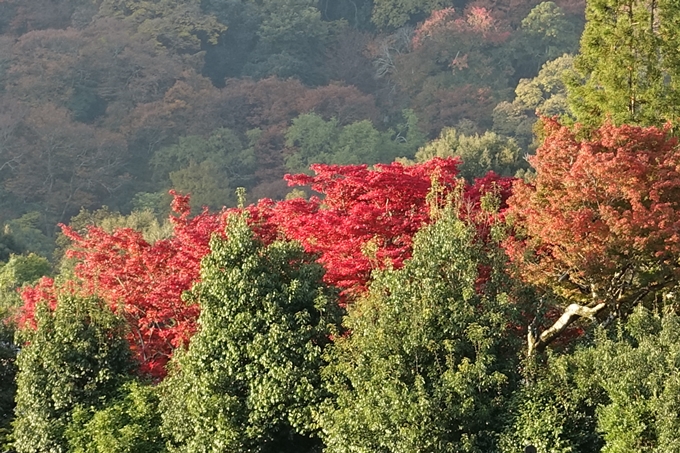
3 0 680 452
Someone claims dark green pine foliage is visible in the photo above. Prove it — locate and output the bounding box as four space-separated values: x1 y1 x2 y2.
12 295 134 453
567 0 680 127
320 205 522 452
160 214 341 453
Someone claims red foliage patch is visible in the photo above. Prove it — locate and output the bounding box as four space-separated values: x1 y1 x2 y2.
20 159 514 378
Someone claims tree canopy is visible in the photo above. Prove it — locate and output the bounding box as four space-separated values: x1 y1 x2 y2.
7 0 680 451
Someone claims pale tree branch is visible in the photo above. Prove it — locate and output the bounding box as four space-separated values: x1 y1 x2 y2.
528 302 606 356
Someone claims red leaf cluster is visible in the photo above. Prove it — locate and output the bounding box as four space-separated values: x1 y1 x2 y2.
267 158 513 299
506 119 680 294
19 191 226 377
19 159 514 378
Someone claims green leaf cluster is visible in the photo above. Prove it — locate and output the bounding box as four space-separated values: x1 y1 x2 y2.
520 2 581 67
66 381 165 453
98 0 226 54
150 128 257 211
567 0 680 127
243 0 333 85
0 253 51 450
160 214 342 452
12 295 134 453
285 111 424 173
371 0 448 30
503 307 680 452
493 54 575 149
415 127 526 179
321 207 521 452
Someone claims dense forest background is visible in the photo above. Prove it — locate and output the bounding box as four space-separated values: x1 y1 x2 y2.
3 0 680 452
0 0 584 247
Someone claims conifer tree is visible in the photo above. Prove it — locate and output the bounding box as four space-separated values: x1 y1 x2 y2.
567 0 680 127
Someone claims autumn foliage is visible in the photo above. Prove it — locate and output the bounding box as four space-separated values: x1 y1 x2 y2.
506 119 680 307
22 119 680 377
269 158 512 295
18 193 223 376
18 159 513 378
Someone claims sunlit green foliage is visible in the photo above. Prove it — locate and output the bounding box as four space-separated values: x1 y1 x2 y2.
66 381 165 453
414 127 526 179
160 214 341 452
520 2 581 69
284 111 424 173
567 0 680 127
492 54 575 148
3 213 55 259
321 205 522 452
13 295 133 453
0 253 51 450
97 0 225 54
503 307 680 452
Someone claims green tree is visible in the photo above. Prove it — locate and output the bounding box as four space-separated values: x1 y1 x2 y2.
0 254 51 292
594 307 680 452
160 214 341 452
318 0 373 29
4 212 55 259
201 0 262 84
244 0 333 85
284 113 338 172
321 205 522 452
97 0 225 54
519 2 581 72
502 307 680 453
500 344 605 453
284 111 423 173
150 128 257 210
493 54 575 148
0 312 15 452
371 0 448 30
415 128 527 179
0 229 22 263
66 380 165 453
567 0 680 127
0 253 51 450
13 294 134 453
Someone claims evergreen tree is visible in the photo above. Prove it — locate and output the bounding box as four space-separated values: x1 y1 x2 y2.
567 0 680 127
502 307 680 453
414 127 526 179
0 254 51 451
320 203 522 452
13 294 134 453
65 380 166 453
160 214 341 453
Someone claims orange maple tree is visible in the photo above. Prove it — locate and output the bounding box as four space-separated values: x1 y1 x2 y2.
506 119 680 353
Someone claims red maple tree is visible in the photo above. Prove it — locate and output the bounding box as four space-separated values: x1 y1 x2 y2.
19 159 514 377
267 158 513 298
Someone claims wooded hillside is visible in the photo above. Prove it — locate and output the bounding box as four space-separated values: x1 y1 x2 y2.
4 0 680 451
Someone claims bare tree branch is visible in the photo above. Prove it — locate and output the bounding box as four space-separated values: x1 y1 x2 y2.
528 302 606 356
